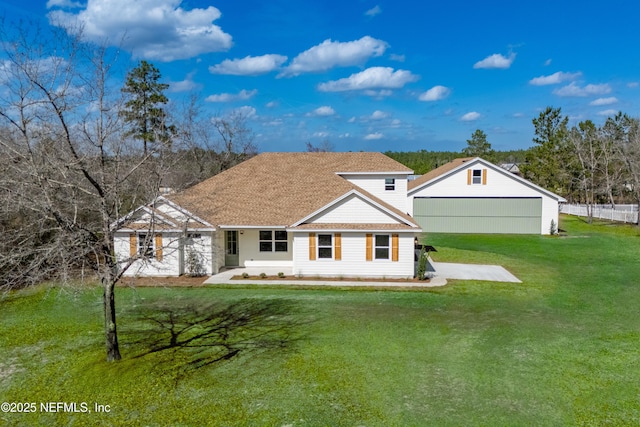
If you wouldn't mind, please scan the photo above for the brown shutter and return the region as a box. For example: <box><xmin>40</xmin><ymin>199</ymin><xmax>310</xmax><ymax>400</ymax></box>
<box><xmin>334</xmin><ymin>233</ymin><xmax>342</xmax><ymax>261</ymax></box>
<box><xmin>482</xmin><ymin>168</ymin><xmax>487</xmax><ymax>185</ymax></box>
<box><xmin>467</xmin><ymin>169</ymin><xmax>472</xmax><ymax>185</ymax></box>
<box><xmin>392</xmin><ymin>234</ymin><xmax>399</xmax><ymax>262</ymax></box>
<box><xmin>309</xmin><ymin>233</ymin><xmax>316</xmax><ymax>261</ymax></box>
<box><xmin>129</xmin><ymin>233</ymin><xmax>137</xmax><ymax>257</ymax></box>
<box><xmin>155</xmin><ymin>234</ymin><xmax>163</xmax><ymax>261</ymax></box>
<box><xmin>365</xmin><ymin>234</ymin><xmax>373</xmax><ymax>261</ymax></box>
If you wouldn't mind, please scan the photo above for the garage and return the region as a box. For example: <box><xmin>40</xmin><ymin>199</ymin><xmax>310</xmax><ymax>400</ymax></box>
<box><xmin>413</xmin><ymin>197</ymin><xmax>542</xmax><ymax>234</ymax></box>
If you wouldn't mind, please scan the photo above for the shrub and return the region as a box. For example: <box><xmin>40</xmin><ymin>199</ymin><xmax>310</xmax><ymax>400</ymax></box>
<box><xmin>185</xmin><ymin>249</ymin><xmax>206</xmax><ymax>277</ymax></box>
<box><xmin>550</xmin><ymin>219</ymin><xmax>558</xmax><ymax>235</ymax></box>
<box><xmin>259</xmin><ymin>272</ymin><xmax>267</xmax><ymax>279</ymax></box>
<box><xmin>241</xmin><ymin>272</ymin><xmax>249</xmax><ymax>279</ymax></box>
<box><xmin>277</xmin><ymin>272</ymin><xmax>285</xmax><ymax>278</ymax></box>
<box><xmin>416</xmin><ymin>246</ymin><xmax>427</xmax><ymax>280</ymax></box>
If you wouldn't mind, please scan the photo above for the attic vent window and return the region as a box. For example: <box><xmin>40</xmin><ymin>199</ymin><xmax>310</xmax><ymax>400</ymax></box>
<box><xmin>472</xmin><ymin>169</ymin><xmax>482</xmax><ymax>185</ymax></box>
<box><xmin>385</xmin><ymin>178</ymin><xmax>395</xmax><ymax>191</ymax></box>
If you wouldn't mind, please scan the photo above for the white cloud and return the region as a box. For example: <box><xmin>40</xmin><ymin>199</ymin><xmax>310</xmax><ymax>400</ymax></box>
<box><xmin>461</xmin><ymin>112</ymin><xmax>481</xmax><ymax>121</ymax></box>
<box><xmin>419</xmin><ymin>85</ymin><xmax>451</xmax><ymax>101</ymax></box>
<box><xmin>544</xmin><ymin>59</ymin><xmax>552</xmax><ymax>66</ymax></box>
<box><xmin>209</xmin><ymin>54</ymin><xmax>287</xmax><ymax>76</ymax></box>
<box><xmin>317</xmin><ymin>67</ymin><xmax>419</xmax><ymax>92</ymax></box>
<box><xmin>266</xmin><ymin>101</ymin><xmax>279</xmax><ymax>108</ymax></box>
<box><xmin>473</xmin><ymin>53</ymin><xmax>516</xmax><ymax>69</ymax></box>
<box><xmin>597</xmin><ymin>109</ymin><xmax>618</xmax><ymax>117</ymax></box>
<box><xmin>168</xmin><ymin>72</ymin><xmax>199</xmax><ymax>92</ymax></box>
<box><xmin>47</xmin><ymin>0</ymin><xmax>232</xmax><ymax>61</ymax></box>
<box><xmin>365</xmin><ymin>5</ymin><xmax>382</xmax><ymax>17</ymax></box>
<box><xmin>529</xmin><ymin>71</ymin><xmax>582</xmax><ymax>86</ymax></box>
<box><xmin>589</xmin><ymin>97</ymin><xmax>618</xmax><ymax>106</ymax></box>
<box><xmin>370</xmin><ymin>110</ymin><xmax>389</xmax><ymax>120</ymax></box>
<box><xmin>205</xmin><ymin>89</ymin><xmax>257</xmax><ymax>103</ymax></box>
<box><xmin>628</xmin><ymin>82</ymin><xmax>639</xmax><ymax>88</ymax></box>
<box><xmin>363</xmin><ymin>89</ymin><xmax>394</xmax><ymax>98</ymax></box>
<box><xmin>364</xmin><ymin>132</ymin><xmax>384</xmax><ymax>140</ymax></box>
<box><xmin>553</xmin><ymin>82</ymin><xmax>612</xmax><ymax>97</ymax></box>
<box><xmin>308</xmin><ymin>106</ymin><xmax>336</xmax><ymax>116</ymax></box>
<box><xmin>233</xmin><ymin>106</ymin><xmax>257</xmax><ymax>118</ymax></box>
<box><xmin>348</xmin><ymin>116</ymin><xmax>357</xmax><ymax>123</ymax></box>
<box><xmin>280</xmin><ymin>36</ymin><xmax>388</xmax><ymax>77</ymax></box>
<box><xmin>389</xmin><ymin>54</ymin><xmax>405</xmax><ymax>62</ymax></box>
<box><xmin>46</xmin><ymin>0</ymin><xmax>82</xmax><ymax>8</ymax></box>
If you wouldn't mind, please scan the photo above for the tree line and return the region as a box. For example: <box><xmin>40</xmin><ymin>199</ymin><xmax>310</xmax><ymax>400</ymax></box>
<box><xmin>386</xmin><ymin>107</ymin><xmax>640</xmax><ymax>224</ymax></box>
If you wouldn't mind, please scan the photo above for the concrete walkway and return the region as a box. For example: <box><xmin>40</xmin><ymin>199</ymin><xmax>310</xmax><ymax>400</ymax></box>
<box><xmin>202</xmin><ymin>261</ymin><xmax>521</xmax><ymax>287</ymax></box>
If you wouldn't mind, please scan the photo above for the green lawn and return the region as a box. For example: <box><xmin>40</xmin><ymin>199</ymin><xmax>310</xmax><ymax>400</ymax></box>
<box><xmin>1</xmin><ymin>215</ymin><xmax>640</xmax><ymax>426</ymax></box>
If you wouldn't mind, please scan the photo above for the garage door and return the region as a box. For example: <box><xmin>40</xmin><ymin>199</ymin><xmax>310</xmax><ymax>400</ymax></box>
<box><xmin>413</xmin><ymin>197</ymin><xmax>542</xmax><ymax>234</ymax></box>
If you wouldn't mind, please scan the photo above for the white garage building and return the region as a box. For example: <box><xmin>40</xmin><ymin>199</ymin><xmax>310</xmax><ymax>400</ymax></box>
<box><xmin>407</xmin><ymin>157</ymin><xmax>566</xmax><ymax>235</ymax></box>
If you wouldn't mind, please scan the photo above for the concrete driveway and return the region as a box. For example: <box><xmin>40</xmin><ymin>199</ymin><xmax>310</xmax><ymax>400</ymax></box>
<box><xmin>429</xmin><ymin>260</ymin><xmax>521</xmax><ymax>283</ymax></box>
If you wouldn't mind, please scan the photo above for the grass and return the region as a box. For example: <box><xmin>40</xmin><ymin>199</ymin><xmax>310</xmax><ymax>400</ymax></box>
<box><xmin>1</xmin><ymin>214</ymin><xmax>640</xmax><ymax>426</ymax></box>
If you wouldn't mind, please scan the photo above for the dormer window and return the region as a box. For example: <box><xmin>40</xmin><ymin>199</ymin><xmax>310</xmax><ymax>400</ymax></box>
<box><xmin>385</xmin><ymin>178</ymin><xmax>395</xmax><ymax>191</ymax></box>
<box><xmin>472</xmin><ymin>169</ymin><xmax>482</xmax><ymax>184</ymax></box>
<box><xmin>468</xmin><ymin>168</ymin><xmax>487</xmax><ymax>185</ymax></box>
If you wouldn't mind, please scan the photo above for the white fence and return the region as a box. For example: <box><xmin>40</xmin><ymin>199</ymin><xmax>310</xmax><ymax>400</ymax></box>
<box><xmin>560</xmin><ymin>204</ymin><xmax>638</xmax><ymax>224</ymax></box>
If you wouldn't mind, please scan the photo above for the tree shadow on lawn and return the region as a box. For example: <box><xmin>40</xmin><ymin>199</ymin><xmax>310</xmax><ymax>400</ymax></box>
<box><xmin>122</xmin><ymin>298</ymin><xmax>313</xmax><ymax>380</ymax></box>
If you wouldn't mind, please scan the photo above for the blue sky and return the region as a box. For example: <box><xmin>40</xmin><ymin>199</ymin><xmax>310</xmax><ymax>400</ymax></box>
<box><xmin>2</xmin><ymin>0</ymin><xmax>639</xmax><ymax>153</ymax></box>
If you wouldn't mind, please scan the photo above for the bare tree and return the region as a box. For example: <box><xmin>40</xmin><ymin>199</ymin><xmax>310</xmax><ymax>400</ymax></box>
<box><xmin>606</xmin><ymin>113</ymin><xmax>640</xmax><ymax>221</ymax></box>
<box><xmin>212</xmin><ymin>109</ymin><xmax>257</xmax><ymax>172</ymax></box>
<box><xmin>306</xmin><ymin>140</ymin><xmax>334</xmax><ymax>152</ymax></box>
<box><xmin>567</xmin><ymin>120</ymin><xmax>602</xmax><ymax>223</ymax></box>
<box><xmin>0</xmin><ymin>23</ymin><xmax>166</xmax><ymax>360</ymax></box>
<box><xmin>162</xmin><ymin>97</ymin><xmax>258</xmax><ymax>191</ymax></box>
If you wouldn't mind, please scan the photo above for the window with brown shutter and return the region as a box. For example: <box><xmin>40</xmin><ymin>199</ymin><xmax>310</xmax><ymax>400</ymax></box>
<box><xmin>129</xmin><ymin>234</ymin><xmax>137</xmax><ymax>257</ymax></box>
<box><xmin>365</xmin><ymin>234</ymin><xmax>373</xmax><ymax>261</ymax></box>
<box><xmin>155</xmin><ymin>234</ymin><xmax>163</xmax><ymax>261</ymax></box>
<box><xmin>334</xmin><ymin>233</ymin><xmax>342</xmax><ymax>261</ymax></box>
<box><xmin>482</xmin><ymin>168</ymin><xmax>487</xmax><ymax>185</ymax></box>
<box><xmin>309</xmin><ymin>233</ymin><xmax>316</xmax><ymax>260</ymax></box>
<box><xmin>392</xmin><ymin>234</ymin><xmax>399</xmax><ymax>262</ymax></box>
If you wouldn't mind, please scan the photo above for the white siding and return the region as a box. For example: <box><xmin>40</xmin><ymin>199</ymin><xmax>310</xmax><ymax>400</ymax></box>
<box><xmin>341</xmin><ymin>174</ymin><xmax>408</xmax><ymax>212</ymax></box>
<box><xmin>308</xmin><ymin>194</ymin><xmax>399</xmax><ymax>224</ymax></box>
<box><xmin>115</xmin><ymin>231</ymin><xmax>215</xmax><ymax>277</ymax></box>
<box><xmin>292</xmin><ymin>232</ymin><xmax>414</xmax><ymax>279</ymax></box>
<box><xmin>236</xmin><ymin>229</ymin><xmax>293</xmax><ymax>268</ymax></box>
<box><xmin>409</xmin><ymin>165</ymin><xmax>560</xmax><ymax>234</ymax></box>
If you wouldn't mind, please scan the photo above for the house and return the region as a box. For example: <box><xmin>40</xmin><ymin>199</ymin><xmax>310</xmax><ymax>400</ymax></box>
<box><xmin>113</xmin><ymin>152</ymin><xmax>422</xmax><ymax>278</ymax></box>
<box><xmin>407</xmin><ymin>157</ymin><xmax>566</xmax><ymax>234</ymax></box>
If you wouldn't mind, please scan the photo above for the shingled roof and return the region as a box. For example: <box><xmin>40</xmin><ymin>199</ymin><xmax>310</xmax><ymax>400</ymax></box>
<box><xmin>169</xmin><ymin>152</ymin><xmax>417</xmax><ymax>228</ymax></box>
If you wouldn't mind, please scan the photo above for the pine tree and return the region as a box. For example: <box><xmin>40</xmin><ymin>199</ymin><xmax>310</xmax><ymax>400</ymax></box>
<box><xmin>120</xmin><ymin>61</ymin><xmax>175</xmax><ymax>154</ymax></box>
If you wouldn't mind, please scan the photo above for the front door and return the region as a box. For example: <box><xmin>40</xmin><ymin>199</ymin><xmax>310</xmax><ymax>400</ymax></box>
<box><xmin>225</xmin><ymin>230</ymin><xmax>239</xmax><ymax>266</ymax></box>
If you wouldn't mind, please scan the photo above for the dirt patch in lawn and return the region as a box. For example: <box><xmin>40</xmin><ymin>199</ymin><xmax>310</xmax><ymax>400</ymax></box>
<box><xmin>119</xmin><ymin>275</ymin><xmax>209</xmax><ymax>287</ymax></box>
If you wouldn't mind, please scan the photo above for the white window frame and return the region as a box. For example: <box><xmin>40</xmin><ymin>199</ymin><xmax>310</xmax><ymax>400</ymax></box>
<box><xmin>374</xmin><ymin>234</ymin><xmax>391</xmax><ymax>260</ymax></box>
<box><xmin>472</xmin><ymin>169</ymin><xmax>482</xmax><ymax>185</ymax></box>
<box><xmin>138</xmin><ymin>233</ymin><xmax>155</xmax><ymax>258</ymax></box>
<box><xmin>317</xmin><ymin>233</ymin><xmax>333</xmax><ymax>259</ymax></box>
<box><xmin>385</xmin><ymin>178</ymin><xmax>395</xmax><ymax>191</ymax></box>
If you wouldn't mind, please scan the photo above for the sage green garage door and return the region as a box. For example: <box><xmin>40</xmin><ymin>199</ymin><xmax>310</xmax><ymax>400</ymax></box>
<box><xmin>414</xmin><ymin>197</ymin><xmax>542</xmax><ymax>234</ymax></box>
